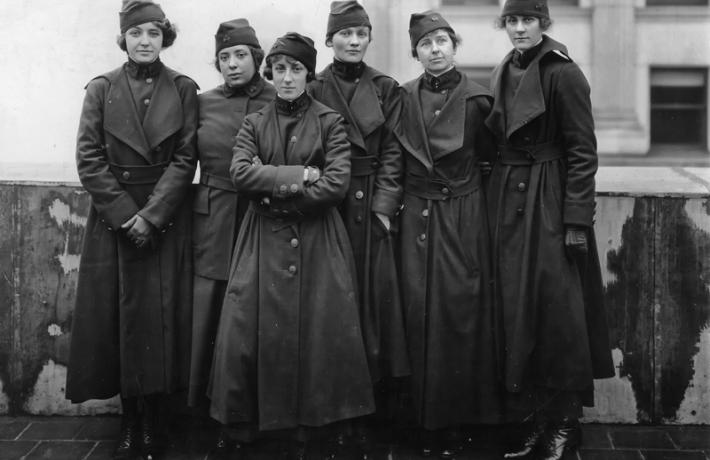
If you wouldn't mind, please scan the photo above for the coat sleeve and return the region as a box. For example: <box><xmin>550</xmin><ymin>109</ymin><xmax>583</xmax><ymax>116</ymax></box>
<box><xmin>137</xmin><ymin>76</ymin><xmax>198</xmax><ymax>229</ymax></box>
<box><xmin>230</xmin><ymin>114</ymin><xmax>307</xmax><ymax>199</ymax></box>
<box><xmin>371</xmin><ymin>78</ymin><xmax>403</xmax><ymax>218</ymax></box>
<box><xmin>555</xmin><ymin>63</ymin><xmax>598</xmax><ymax>227</ymax></box>
<box><xmin>76</xmin><ymin>78</ymin><xmax>140</xmax><ymax>230</ymax></box>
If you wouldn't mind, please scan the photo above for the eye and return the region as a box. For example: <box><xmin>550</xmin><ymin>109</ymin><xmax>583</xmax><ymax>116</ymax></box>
<box><xmin>149</xmin><ymin>30</ymin><xmax>160</xmax><ymax>37</ymax></box>
<box><xmin>236</xmin><ymin>52</ymin><xmax>248</xmax><ymax>59</ymax></box>
<box><xmin>219</xmin><ymin>54</ymin><xmax>228</xmax><ymax>61</ymax></box>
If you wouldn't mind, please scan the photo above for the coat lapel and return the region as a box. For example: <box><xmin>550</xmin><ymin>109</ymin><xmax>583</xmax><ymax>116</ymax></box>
<box><xmin>318</xmin><ymin>67</ymin><xmax>366</xmax><ymax>151</ymax></box>
<box><xmin>142</xmin><ymin>69</ymin><xmax>183</xmax><ymax>151</ymax></box>
<box><xmin>426</xmin><ymin>74</ymin><xmax>478</xmax><ymax>160</ymax></box>
<box><xmin>397</xmin><ymin>76</ymin><xmax>433</xmax><ymax>171</ymax></box>
<box><xmin>259</xmin><ymin>104</ymin><xmax>286</xmax><ymax>166</ymax></box>
<box><xmin>349</xmin><ymin>66</ymin><xmax>386</xmax><ymax>140</ymax></box>
<box><xmin>485</xmin><ymin>51</ymin><xmax>513</xmax><ymax>140</ymax></box>
<box><xmin>103</xmin><ymin>69</ymin><xmax>151</xmax><ymax>159</ymax></box>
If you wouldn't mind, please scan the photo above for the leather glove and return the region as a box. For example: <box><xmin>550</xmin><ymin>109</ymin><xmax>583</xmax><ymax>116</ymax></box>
<box><xmin>478</xmin><ymin>161</ymin><xmax>493</xmax><ymax>176</ymax></box>
<box><xmin>564</xmin><ymin>225</ymin><xmax>588</xmax><ymax>260</ymax></box>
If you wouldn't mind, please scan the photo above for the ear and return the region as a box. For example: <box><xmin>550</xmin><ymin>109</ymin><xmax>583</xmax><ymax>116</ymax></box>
<box><xmin>325</xmin><ymin>38</ymin><xmax>333</xmax><ymax>48</ymax></box>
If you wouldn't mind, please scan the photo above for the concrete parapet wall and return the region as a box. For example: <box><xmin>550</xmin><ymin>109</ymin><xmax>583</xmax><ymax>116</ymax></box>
<box><xmin>0</xmin><ymin>167</ymin><xmax>708</xmax><ymax>423</ymax></box>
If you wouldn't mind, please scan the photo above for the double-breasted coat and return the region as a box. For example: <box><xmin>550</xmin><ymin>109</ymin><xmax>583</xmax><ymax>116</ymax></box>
<box><xmin>66</xmin><ymin>61</ymin><xmax>198</xmax><ymax>402</ymax></box>
<box><xmin>485</xmin><ymin>35</ymin><xmax>614</xmax><ymax>403</ymax></box>
<box><xmin>396</xmin><ymin>71</ymin><xmax>501</xmax><ymax>430</ymax></box>
<box><xmin>208</xmin><ymin>95</ymin><xmax>374</xmax><ymax>430</ymax></box>
<box><xmin>188</xmin><ymin>77</ymin><xmax>275</xmax><ymax>406</ymax></box>
<box><xmin>308</xmin><ymin>63</ymin><xmax>410</xmax><ymax>382</ymax></box>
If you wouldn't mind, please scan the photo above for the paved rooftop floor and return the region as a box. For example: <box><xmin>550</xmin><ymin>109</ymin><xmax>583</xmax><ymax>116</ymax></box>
<box><xmin>1</xmin><ymin>416</ymin><xmax>709</xmax><ymax>460</ymax></box>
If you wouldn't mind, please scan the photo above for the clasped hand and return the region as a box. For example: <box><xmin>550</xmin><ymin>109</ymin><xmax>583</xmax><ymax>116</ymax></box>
<box><xmin>121</xmin><ymin>214</ymin><xmax>155</xmax><ymax>249</ymax></box>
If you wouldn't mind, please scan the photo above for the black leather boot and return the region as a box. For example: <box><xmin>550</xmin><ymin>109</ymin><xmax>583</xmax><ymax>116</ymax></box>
<box><xmin>140</xmin><ymin>396</ymin><xmax>160</xmax><ymax>459</ymax></box>
<box><xmin>114</xmin><ymin>398</ymin><xmax>139</xmax><ymax>460</ymax></box>
<box><xmin>537</xmin><ymin>419</ymin><xmax>581</xmax><ymax>460</ymax></box>
<box><xmin>503</xmin><ymin>420</ymin><xmax>547</xmax><ymax>459</ymax></box>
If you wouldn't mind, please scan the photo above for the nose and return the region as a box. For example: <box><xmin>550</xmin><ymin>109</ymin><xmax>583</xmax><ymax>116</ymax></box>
<box><xmin>515</xmin><ymin>22</ymin><xmax>525</xmax><ymax>32</ymax></box>
<box><xmin>349</xmin><ymin>36</ymin><xmax>360</xmax><ymax>46</ymax></box>
<box><xmin>283</xmin><ymin>69</ymin><xmax>293</xmax><ymax>82</ymax></box>
<box><xmin>228</xmin><ymin>55</ymin><xmax>238</xmax><ymax>68</ymax></box>
<box><xmin>431</xmin><ymin>42</ymin><xmax>440</xmax><ymax>54</ymax></box>
<box><xmin>139</xmin><ymin>31</ymin><xmax>150</xmax><ymax>45</ymax></box>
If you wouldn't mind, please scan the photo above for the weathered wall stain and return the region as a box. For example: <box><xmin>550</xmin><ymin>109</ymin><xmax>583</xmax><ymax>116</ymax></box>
<box><xmin>47</xmin><ymin>197</ymin><xmax>86</xmax><ymax>274</ymax></box>
<box><xmin>656</xmin><ymin>199</ymin><xmax>710</xmax><ymax>422</ymax></box>
<box><xmin>676</xmin><ymin>326</ymin><xmax>710</xmax><ymax>423</ymax></box>
<box><xmin>604</xmin><ymin>198</ymin><xmax>656</xmax><ymax>422</ymax></box>
<box><xmin>583</xmin><ymin>348</ymin><xmax>639</xmax><ymax>423</ymax></box>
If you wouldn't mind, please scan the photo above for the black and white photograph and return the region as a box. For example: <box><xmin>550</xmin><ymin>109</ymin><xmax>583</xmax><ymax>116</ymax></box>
<box><xmin>0</xmin><ymin>0</ymin><xmax>708</xmax><ymax>459</ymax></box>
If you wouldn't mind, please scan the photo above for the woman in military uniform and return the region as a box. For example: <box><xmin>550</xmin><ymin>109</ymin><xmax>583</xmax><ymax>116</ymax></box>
<box><xmin>208</xmin><ymin>32</ymin><xmax>374</xmax><ymax>459</ymax></box>
<box><xmin>396</xmin><ymin>10</ymin><xmax>501</xmax><ymax>459</ymax></box>
<box><xmin>66</xmin><ymin>1</ymin><xmax>198</xmax><ymax>458</ymax></box>
<box><xmin>485</xmin><ymin>1</ymin><xmax>614</xmax><ymax>458</ymax></box>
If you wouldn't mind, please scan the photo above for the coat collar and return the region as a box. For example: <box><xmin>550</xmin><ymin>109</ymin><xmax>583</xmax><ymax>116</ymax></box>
<box><xmin>222</xmin><ymin>73</ymin><xmax>267</xmax><ymax>99</ymax></box>
<box><xmin>314</xmin><ymin>64</ymin><xmax>386</xmax><ymax>150</ymax></box>
<box><xmin>398</xmin><ymin>71</ymin><xmax>489</xmax><ymax>171</ymax></box>
<box><xmin>103</xmin><ymin>64</ymin><xmax>183</xmax><ymax>161</ymax></box>
<box><xmin>486</xmin><ymin>35</ymin><xmax>570</xmax><ymax>140</ymax></box>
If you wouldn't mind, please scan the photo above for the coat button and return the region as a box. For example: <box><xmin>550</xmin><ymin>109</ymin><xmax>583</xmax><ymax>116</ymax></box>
<box><xmin>516</xmin><ymin>207</ymin><xmax>524</xmax><ymax>215</ymax></box>
<box><xmin>290</xmin><ymin>238</ymin><xmax>299</xmax><ymax>248</ymax></box>
<box><xmin>354</xmin><ymin>190</ymin><xmax>364</xmax><ymax>200</ymax></box>
<box><xmin>122</xmin><ymin>171</ymin><xmax>130</xmax><ymax>180</ymax></box>
<box><xmin>146</xmin><ymin>78</ymin><xmax>153</xmax><ymax>84</ymax></box>
<box><xmin>288</xmin><ymin>265</ymin><xmax>297</xmax><ymax>274</ymax></box>
<box><xmin>290</xmin><ymin>184</ymin><xmax>299</xmax><ymax>193</ymax></box>
<box><xmin>355</xmin><ymin>215</ymin><xmax>363</xmax><ymax>223</ymax></box>
<box><xmin>441</xmin><ymin>187</ymin><xmax>450</xmax><ymax>195</ymax></box>
<box><xmin>422</xmin><ymin>209</ymin><xmax>429</xmax><ymax>217</ymax></box>
<box><xmin>517</xmin><ymin>182</ymin><xmax>527</xmax><ymax>192</ymax></box>
<box><xmin>155</xmin><ymin>146</ymin><xmax>161</xmax><ymax>152</ymax></box>
<box><xmin>290</xmin><ymin>136</ymin><xmax>297</xmax><ymax>143</ymax></box>
<box><xmin>280</xmin><ymin>185</ymin><xmax>287</xmax><ymax>193</ymax></box>
<box><xmin>418</xmin><ymin>233</ymin><xmax>427</xmax><ymax>241</ymax></box>
<box><xmin>143</xmin><ymin>98</ymin><xmax>150</xmax><ymax>106</ymax></box>
<box><xmin>434</xmin><ymin>110</ymin><xmax>441</xmax><ymax>116</ymax></box>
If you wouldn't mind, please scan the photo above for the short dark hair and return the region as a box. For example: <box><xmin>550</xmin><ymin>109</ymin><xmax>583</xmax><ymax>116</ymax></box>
<box><xmin>411</xmin><ymin>29</ymin><xmax>461</xmax><ymax>59</ymax></box>
<box><xmin>263</xmin><ymin>54</ymin><xmax>316</xmax><ymax>82</ymax></box>
<box><xmin>494</xmin><ymin>16</ymin><xmax>553</xmax><ymax>30</ymax></box>
<box><xmin>116</xmin><ymin>19</ymin><xmax>178</xmax><ymax>51</ymax></box>
<box><xmin>213</xmin><ymin>46</ymin><xmax>265</xmax><ymax>73</ymax></box>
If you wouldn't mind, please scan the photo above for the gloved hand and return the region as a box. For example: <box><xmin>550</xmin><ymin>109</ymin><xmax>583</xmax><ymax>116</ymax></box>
<box><xmin>564</xmin><ymin>225</ymin><xmax>588</xmax><ymax>260</ymax></box>
<box><xmin>478</xmin><ymin>161</ymin><xmax>493</xmax><ymax>176</ymax></box>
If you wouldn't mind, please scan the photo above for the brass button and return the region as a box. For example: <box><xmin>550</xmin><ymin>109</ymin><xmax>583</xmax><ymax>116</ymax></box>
<box><xmin>517</xmin><ymin>182</ymin><xmax>527</xmax><ymax>192</ymax></box>
<box><xmin>290</xmin><ymin>184</ymin><xmax>298</xmax><ymax>193</ymax></box>
<box><xmin>288</xmin><ymin>265</ymin><xmax>297</xmax><ymax>274</ymax></box>
<box><xmin>516</xmin><ymin>207</ymin><xmax>524</xmax><ymax>215</ymax></box>
<box><xmin>354</xmin><ymin>190</ymin><xmax>364</xmax><ymax>200</ymax></box>
<box><xmin>418</xmin><ymin>233</ymin><xmax>427</xmax><ymax>241</ymax></box>
<box><xmin>422</xmin><ymin>209</ymin><xmax>429</xmax><ymax>217</ymax></box>
<box><xmin>441</xmin><ymin>187</ymin><xmax>450</xmax><ymax>195</ymax></box>
<box><xmin>146</xmin><ymin>78</ymin><xmax>153</xmax><ymax>84</ymax></box>
<box><xmin>355</xmin><ymin>78</ymin><xmax>360</xmax><ymax>83</ymax></box>
<box><xmin>280</xmin><ymin>185</ymin><xmax>287</xmax><ymax>193</ymax></box>
<box><xmin>434</xmin><ymin>110</ymin><xmax>441</xmax><ymax>116</ymax></box>
<box><xmin>290</xmin><ymin>238</ymin><xmax>299</xmax><ymax>248</ymax></box>
<box><xmin>355</xmin><ymin>215</ymin><xmax>363</xmax><ymax>223</ymax></box>
<box><xmin>290</xmin><ymin>136</ymin><xmax>297</xmax><ymax>143</ymax></box>
<box><xmin>143</xmin><ymin>98</ymin><xmax>150</xmax><ymax>106</ymax></box>
<box><xmin>121</xmin><ymin>171</ymin><xmax>130</xmax><ymax>180</ymax></box>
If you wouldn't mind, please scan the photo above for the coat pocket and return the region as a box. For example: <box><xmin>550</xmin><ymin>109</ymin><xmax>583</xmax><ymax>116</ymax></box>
<box><xmin>193</xmin><ymin>185</ymin><xmax>210</xmax><ymax>215</ymax></box>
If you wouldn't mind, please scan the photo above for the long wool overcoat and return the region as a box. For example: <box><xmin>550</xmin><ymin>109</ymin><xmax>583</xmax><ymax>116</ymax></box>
<box><xmin>308</xmin><ymin>64</ymin><xmax>410</xmax><ymax>382</ymax></box>
<box><xmin>66</xmin><ymin>62</ymin><xmax>198</xmax><ymax>402</ymax></box>
<box><xmin>208</xmin><ymin>97</ymin><xmax>374</xmax><ymax>430</ymax></box>
<box><xmin>485</xmin><ymin>35</ymin><xmax>614</xmax><ymax>402</ymax></box>
<box><xmin>396</xmin><ymin>72</ymin><xmax>501</xmax><ymax>429</ymax></box>
<box><xmin>188</xmin><ymin>77</ymin><xmax>275</xmax><ymax>406</ymax></box>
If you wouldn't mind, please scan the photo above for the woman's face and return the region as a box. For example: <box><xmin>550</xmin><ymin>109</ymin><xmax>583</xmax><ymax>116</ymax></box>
<box><xmin>415</xmin><ymin>29</ymin><xmax>456</xmax><ymax>76</ymax></box>
<box><xmin>125</xmin><ymin>22</ymin><xmax>163</xmax><ymax>64</ymax></box>
<box><xmin>271</xmin><ymin>55</ymin><xmax>308</xmax><ymax>101</ymax></box>
<box><xmin>218</xmin><ymin>45</ymin><xmax>256</xmax><ymax>88</ymax></box>
<box><xmin>505</xmin><ymin>15</ymin><xmax>543</xmax><ymax>52</ymax></box>
<box><xmin>330</xmin><ymin>26</ymin><xmax>370</xmax><ymax>63</ymax></box>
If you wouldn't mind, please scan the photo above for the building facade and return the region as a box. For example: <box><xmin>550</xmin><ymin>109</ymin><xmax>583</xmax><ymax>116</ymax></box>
<box><xmin>364</xmin><ymin>0</ymin><xmax>710</xmax><ymax>157</ymax></box>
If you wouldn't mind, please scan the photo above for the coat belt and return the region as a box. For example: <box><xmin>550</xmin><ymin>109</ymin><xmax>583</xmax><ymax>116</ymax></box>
<box><xmin>199</xmin><ymin>171</ymin><xmax>237</xmax><ymax>192</ymax></box>
<box><xmin>498</xmin><ymin>142</ymin><xmax>564</xmax><ymax>165</ymax></box>
<box><xmin>404</xmin><ymin>173</ymin><xmax>478</xmax><ymax>200</ymax></box>
<box><xmin>109</xmin><ymin>162</ymin><xmax>169</xmax><ymax>184</ymax></box>
<box><xmin>350</xmin><ymin>155</ymin><xmax>381</xmax><ymax>177</ymax></box>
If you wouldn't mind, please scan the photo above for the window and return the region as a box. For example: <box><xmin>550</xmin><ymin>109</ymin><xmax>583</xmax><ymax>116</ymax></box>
<box><xmin>646</xmin><ymin>0</ymin><xmax>708</xmax><ymax>5</ymax></box>
<box><xmin>650</xmin><ymin>68</ymin><xmax>707</xmax><ymax>146</ymax></box>
<box><xmin>458</xmin><ymin>66</ymin><xmax>494</xmax><ymax>88</ymax></box>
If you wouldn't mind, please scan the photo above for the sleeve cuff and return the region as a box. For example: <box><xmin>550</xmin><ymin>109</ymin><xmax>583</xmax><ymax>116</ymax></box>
<box><xmin>563</xmin><ymin>201</ymin><xmax>595</xmax><ymax>227</ymax></box>
<box><xmin>371</xmin><ymin>188</ymin><xmax>402</xmax><ymax>218</ymax></box>
<box><xmin>272</xmin><ymin>166</ymin><xmax>306</xmax><ymax>199</ymax></box>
